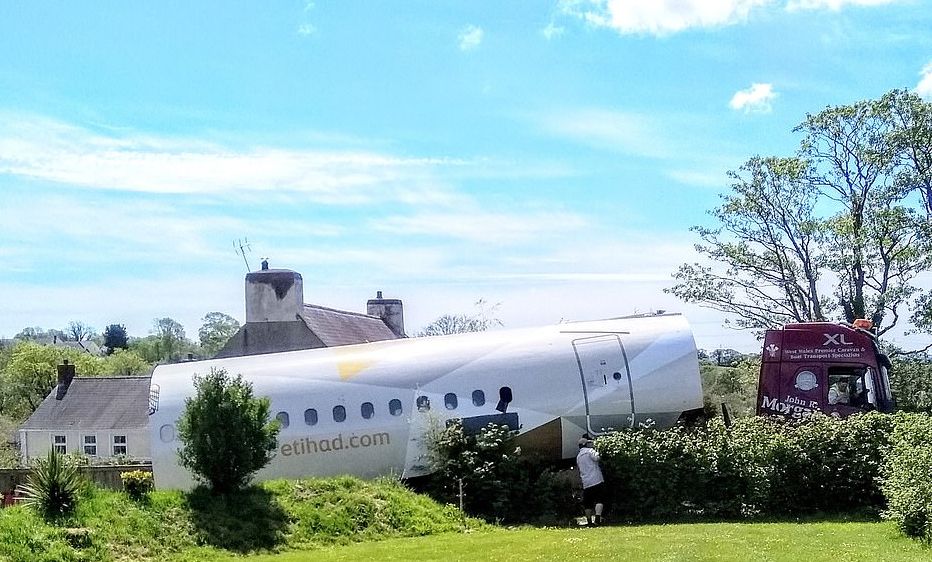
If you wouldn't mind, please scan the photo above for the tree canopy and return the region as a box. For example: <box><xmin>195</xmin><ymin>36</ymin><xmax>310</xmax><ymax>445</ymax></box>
<box><xmin>0</xmin><ymin>342</ymin><xmax>151</xmax><ymax>421</ymax></box>
<box><xmin>418</xmin><ymin>299</ymin><xmax>502</xmax><ymax>336</ymax></box>
<box><xmin>103</xmin><ymin>324</ymin><xmax>129</xmax><ymax>354</ymax></box>
<box><xmin>669</xmin><ymin>89</ymin><xmax>932</xmax><ymax>340</ymax></box>
<box><xmin>176</xmin><ymin>367</ymin><xmax>280</xmax><ymax>494</ymax></box>
<box><xmin>197</xmin><ymin>312</ymin><xmax>241</xmax><ymax>357</ymax></box>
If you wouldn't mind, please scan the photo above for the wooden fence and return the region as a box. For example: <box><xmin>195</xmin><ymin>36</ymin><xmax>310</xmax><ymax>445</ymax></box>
<box><xmin>1</xmin><ymin>463</ymin><xmax>153</xmax><ymax>506</ymax></box>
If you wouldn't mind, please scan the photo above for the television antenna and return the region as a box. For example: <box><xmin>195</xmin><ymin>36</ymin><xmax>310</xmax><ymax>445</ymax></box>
<box><xmin>234</xmin><ymin>238</ymin><xmax>253</xmax><ymax>271</ymax></box>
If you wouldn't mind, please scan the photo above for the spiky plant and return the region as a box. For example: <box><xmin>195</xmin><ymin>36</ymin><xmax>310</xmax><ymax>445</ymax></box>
<box><xmin>20</xmin><ymin>449</ymin><xmax>83</xmax><ymax>519</ymax></box>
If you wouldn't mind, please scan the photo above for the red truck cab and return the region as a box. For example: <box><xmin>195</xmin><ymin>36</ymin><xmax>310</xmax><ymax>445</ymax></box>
<box><xmin>756</xmin><ymin>321</ymin><xmax>894</xmax><ymax>419</ymax></box>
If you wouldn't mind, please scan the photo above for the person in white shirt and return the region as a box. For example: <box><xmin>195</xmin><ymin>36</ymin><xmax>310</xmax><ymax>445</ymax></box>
<box><xmin>828</xmin><ymin>379</ymin><xmax>850</xmax><ymax>405</ymax></box>
<box><xmin>576</xmin><ymin>437</ymin><xmax>605</xmax><ymax>526</ymax></box>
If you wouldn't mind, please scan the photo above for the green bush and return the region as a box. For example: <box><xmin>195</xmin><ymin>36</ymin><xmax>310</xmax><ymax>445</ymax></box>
<box><xmin>177</xmin><ymin>367</ymin><xmax>280</xmax><ymax>494</ymax></box>
<box><xmin>20</xmin><ymin>449</ymin><xmax>85</xmax><ymax>519</ymax></box>
<box><xmin>882</xmin><ymin>412</ymin><xmax>932</xmax><ymax>541</ymax></box>
<box><xmin>598</xmin><ymin>412</ymin><xmax>895</xmax><ymax>520</ymax></box>
<box><xmin>121</xmin><ymin>470</ymin><xmax>154</xmax><ymax>500</ymax></box>
<box><xmin>423</xmin><ymin>419</ymin><xmax>576</xmax><ymax>524</ymax></box>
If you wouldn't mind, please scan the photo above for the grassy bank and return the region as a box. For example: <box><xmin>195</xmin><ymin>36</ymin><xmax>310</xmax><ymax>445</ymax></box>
<box><xmin>235</xmin><ymin>520</ymin><xmax>930</xmax><ymax>562</ymax></box>
<box><xmin>0</xmin><ymin>476</ymin><xmax>482</xmax><ymax>562</ymax></box>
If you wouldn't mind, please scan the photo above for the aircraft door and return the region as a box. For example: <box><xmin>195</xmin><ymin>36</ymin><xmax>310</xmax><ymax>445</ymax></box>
<box><xmin>572</xmin><ymin>335</ymin><xmax>634</xmax><ymax>432</ymax></box>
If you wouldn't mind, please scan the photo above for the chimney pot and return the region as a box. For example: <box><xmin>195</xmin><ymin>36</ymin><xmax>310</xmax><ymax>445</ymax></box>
<box><xmin>377</xmin><ymin>290</ymin><xmax>383</xmax><ymax>299</ymax></box>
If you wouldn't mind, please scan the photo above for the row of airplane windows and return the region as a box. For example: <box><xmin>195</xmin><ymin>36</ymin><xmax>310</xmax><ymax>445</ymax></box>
<box><xmin>274</xmin><ymin>386</ymin><xmax>513</xmax><ymax>429</ymax></box>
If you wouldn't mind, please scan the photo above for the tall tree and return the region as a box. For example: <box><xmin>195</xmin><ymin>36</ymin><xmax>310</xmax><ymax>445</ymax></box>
<box><xmin>418</xmin><ymin>299</ymin><xmax>502</xmax><ymax>336</ymax></box>
<box><xmin>198</xmin><ymin>312</ymin><xmax>241</xmax><ymax>357</ymax></box>
<box><xmin>151</xmin><ymin>317</ymin><xmax>187</xmax><ymax>362</ymax></box>
<box><xmin>66</xmin><ymin>321</ymin><xmax>94</xmax><ymax>342</ymax></box>
<box><xmin>669</xmin><ymin>91</ymin><xmax>932</xmax><ymax>338</ymax></box>
<box><xmin>102</xmin><ymin>324</ymin><xmax>129</xmax><ymax>354</ymax></box>
<box><xmin>0</xmin><ymin>342</ymin><xmax>105</xmax><ymax>420</ymax></box>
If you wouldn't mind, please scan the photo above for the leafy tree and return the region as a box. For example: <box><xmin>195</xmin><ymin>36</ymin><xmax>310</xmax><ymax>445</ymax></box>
<box><xmin>198</xmin><ymin>312</ymin><xmax>241</xmax><ymax>356</ymax></box>
<box><xmin>102</xmin><ymin>324</ymin><xmax>129</xmax><ymax>354</ymax></box>
<box><xmin>14</xmin><ymin>327</ymin><xmax>42</xmax><ymax>341</ymax></box>
<box><xmin>176</xmin><ymin>367</ymin><xmax>280</xmax><ymax>494</ymax></box>
<box><xmin>128</xmin><ymin>335</ymin><xmax>162</xmax><ymax>364</ymax></box>
<box><xmin>0</xmin><ymin>342</ymin><xmax>104</xmax><ymax>420</ymax></box>
<box><xmin>102</xmin><ymin>349</ymin><xmax>151</xmax><ymax>376</ymax></box>
<box><xmin>669</xmin><ymin>90</ymin><xmax>932</xmax><ymax>338</ymax></box>
<box><xmin>151</xmin><ymin>317</ymin><xmax>189</xmax><ymax>362</ymax></box>
<box><xmin>889</xmin><ymin>354</ymin><xmax>932</xmax><ymax>413</ymax></box>
<box><xmin>66</xmin><ymin>321</ymin><xmax>94</xmax><ymax>342</ymax></box>
<box><xmin>418</xmin><ymin>299</ymin><xmax>502</xmax><ymax>336</ymax></box>
<box><xmin>0</xmin><ymin>414</ymin><xmax>20</xmax><ymax>467</ymax></box>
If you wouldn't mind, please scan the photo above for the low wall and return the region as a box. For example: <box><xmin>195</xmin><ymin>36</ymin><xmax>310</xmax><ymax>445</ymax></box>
<box><xmin>0</xmin><ymin>463</ymin><xmax>153</xmax><ymax>499</ymax></box>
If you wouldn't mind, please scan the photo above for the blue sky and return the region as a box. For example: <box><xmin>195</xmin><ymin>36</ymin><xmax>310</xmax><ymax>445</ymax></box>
<box><xmin>1</xmin><ymin>0</ymin><xmax>931</xmax><ymax>352</ymax></box>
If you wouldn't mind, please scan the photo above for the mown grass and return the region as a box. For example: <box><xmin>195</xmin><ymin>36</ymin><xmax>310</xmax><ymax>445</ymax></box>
<box><xmin>233</xmin><ymin>520</ymin><xmax>931</xmax><ymax>562</ymax></box>
<box><xmin>0</xmin><ymin>476</ymin><xmax>483</xmax><ymax>562</ymax></box>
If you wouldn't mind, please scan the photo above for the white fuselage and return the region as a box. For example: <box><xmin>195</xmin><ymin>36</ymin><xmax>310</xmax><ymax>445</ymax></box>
<box><xmin>149</xmin><ymin>314</ymin><xmax>702</xmax><ymax>489</ymax></box>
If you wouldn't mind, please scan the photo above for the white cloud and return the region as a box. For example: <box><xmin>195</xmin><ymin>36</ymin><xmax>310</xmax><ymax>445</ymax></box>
<box><xmin>0</xmin><ymin>114</ymin><xmax>462</xmax><ymax>204</ymax></box>
<box><xmin>458</xmin><ymin>24</ymin><xmax>484</xmax><ymax>51</ymax></box>
<box><xmin>558</xmin><ymin>0</ymin><xmax>772</xmax><ymax>36</ymax></box>
<box><xmin>558</xmin><ymin>0</ymin><xmax>900</xmax><ymax>35</ymax></box>
<box><xmin>297</xmin><ymin>23</ymin><xmax>316</xmax><ymax>36</ymax></box>
<box><xmin>538</xmin><ymin>108</ymin><xmax>672</xmax><ymax>158</ymax></box>
<box><xmin>541</xmin><ymin>22</ymin><xmax>565</xmax><ymax>40</ymax></box>
<box><xmin>372</xmin><ymin>210</ymin><xmax>588</xmax><ymax>244</ymax></box>
<box><xmin>917</xmin><ymin>62</ymin><xmax>932</xmax><ymax>100</ymax></box>
<box><xmin>729</xmin><ymin>83</ymin><xmax>778</xmax><ymax>113</ymax></box>
<box><xmin>786</xmin><ymin>0</ymin><xmax>899</xmax><ymax>11</ymax></box>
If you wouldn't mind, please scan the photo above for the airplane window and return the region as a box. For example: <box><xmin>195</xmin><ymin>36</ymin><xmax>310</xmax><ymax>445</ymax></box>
<box><xmin>304</xmin><ymin>408</ymin><xmax>318</xmax><ymax>426</ymax></box>
<box><xmin>445</xmin><ymin>393</ymin><xmax>458</xmax><ymax>410</ymax></box>
<box><xmin>472</xmin><ymin>390</ymin><xmax>485</xmax><ymax>407</ymax></box>
<box><xmin>361</xmin><ymin>402</ymin><xmax>375</xmax><ymax>419</ymax></box>
<box><xmin>159</xmin><ymin>424</ymin><xmax>175</xmax><ymax>443</ymax></box>
<box><xmin>613</xmin><ymin>372</ymin><xmax>622</xmax><ymax>381</ymax></box>
<box><xmin>276</xmin><ymin>411</ymin><xmax>290</xmax><ymax>429</ymax></box>
<box><xmin>416</xmin><ymin>395</ymin><xmax>430</xmax><ymax>412</ymax></box>
<box><xmin>389</xmin><ymin>399</ymin><xmax>403</xmax><ymax>416</ymax></box>
<box><xmin>333</xmin><ymin>405</ymin><xmax>346</xmax><ymax>422</ymax></box>
<box><xmin>496</xmin><ymin>386</ymin><xmax>513</xmax><ymax>413</ymax></box>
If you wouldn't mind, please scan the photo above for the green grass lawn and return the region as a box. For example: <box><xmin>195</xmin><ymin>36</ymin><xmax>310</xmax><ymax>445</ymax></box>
<box><xmin>234</xmin><ymin>520</ymin><xmax>930</xmax><ymax>562</ymax></box>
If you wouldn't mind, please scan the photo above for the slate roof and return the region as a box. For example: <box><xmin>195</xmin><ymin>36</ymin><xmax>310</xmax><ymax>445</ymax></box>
<box><xmin>299</xmin><ymin>304</ymin><xmax>399</xmax><ymax>347</ymax></box>
<box><xmin>19</xmin><ymin>377</ymin><xmax>150</xmax><ymax>431</ymax></box>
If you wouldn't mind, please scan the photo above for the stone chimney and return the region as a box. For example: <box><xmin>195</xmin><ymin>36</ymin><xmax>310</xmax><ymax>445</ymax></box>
<box><xmin>367</xmin><ymin>290</ymin><xmax>405</xmax><ymax>337</ymax></box>
<box><xmin>55</xmin><ymin>360</ymin><xmax>76</xmax><ymax>400</ymax></box>
<box><xmin>245</xmin><ymin>263</ymin><xmax>305</xmax><ymax>323</ymax></box>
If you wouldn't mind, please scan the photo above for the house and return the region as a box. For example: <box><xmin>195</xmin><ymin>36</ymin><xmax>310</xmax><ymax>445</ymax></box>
<box><xmin>18</xmin><ymin>361</ymin><xmax>150</xmax><ymax>461</ymax></box>
<box><xmin>215</xmin><ymin>261</ymin><xmax>406</xmax><ymax>358</ymax></box>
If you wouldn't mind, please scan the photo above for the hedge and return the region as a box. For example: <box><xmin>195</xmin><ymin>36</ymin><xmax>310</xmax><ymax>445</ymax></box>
<box><xmin>598</xmin><ymin>412</ymin><xmax>897</xmax><ymax>520</ymax></box>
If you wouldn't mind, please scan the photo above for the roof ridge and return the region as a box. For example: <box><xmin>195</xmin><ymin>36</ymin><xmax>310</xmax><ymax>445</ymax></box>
<box><xmin>302</xmin><ymin>303</ymin><xmax>381</xmax><ymax>320</ymax></box>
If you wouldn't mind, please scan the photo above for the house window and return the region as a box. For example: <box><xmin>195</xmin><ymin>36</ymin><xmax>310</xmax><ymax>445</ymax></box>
<box><xmin>53</xmin><ymin>435</ymin><xmax>66</xmax><ymax>454</ymax></box>
<box><xmin>83</xmin><ymin>435</ymin><xmax>97</xmax><ymax>456</ymax></box>
<box><xmin>113</xmin><ymin>435</ymin><xmax>127</xmax><ymax>456</ymax></box>
<box><xmin>389</xmin><ymin>399</ymin><xmax>403</xmax><ymax>416</ymax></box>
<box><xmin>304</xmin><ymin>408</ymin><xmax>318</xmax><ymax>426</ymax></box>
<box><xmin>276</xmin><ymin>411</ymin><xmax>290</xmax><ymax>429</ymax></box>
<box><xmin>361</xmin><ymin>402</ymin><xmax>375</xmax><ymax>419</ymax></box>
